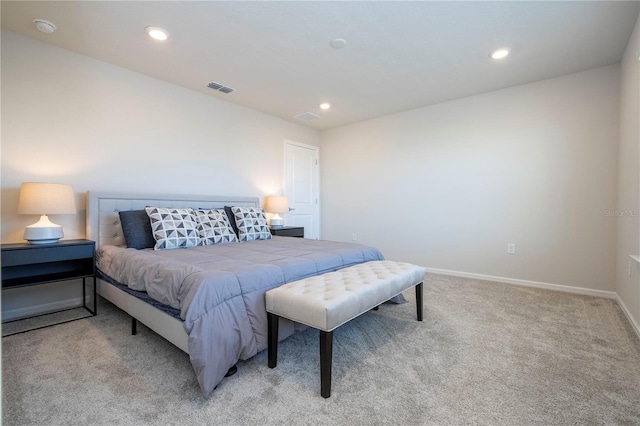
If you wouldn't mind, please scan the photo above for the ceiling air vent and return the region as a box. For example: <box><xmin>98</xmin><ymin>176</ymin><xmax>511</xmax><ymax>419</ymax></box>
<box><xmin>294</xmin><ymin>112</ymin><xmax>321</xmax><ymax>122</ymax></box>
<box><xmin>205</xmin><ymin>81</ymin><xmax>235</xmax><ymax>94</ymax></box>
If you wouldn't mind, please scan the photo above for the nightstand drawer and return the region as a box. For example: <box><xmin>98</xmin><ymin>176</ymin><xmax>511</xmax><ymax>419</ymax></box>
<box><xmin>269</xmin><ymin>226</ymin><xmax>304</xmax><ymax>238</ymax></box>
<box><xmin>1</xmin><ymin>243</ymin><xmax>94</xmax><ymax>267</ymax></box>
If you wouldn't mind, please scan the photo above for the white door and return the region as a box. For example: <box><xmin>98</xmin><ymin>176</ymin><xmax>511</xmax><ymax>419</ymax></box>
<box><xmin>284</xmin><ymin>140</ymin><xmax>320</xmax><ymax>239</ymax></box>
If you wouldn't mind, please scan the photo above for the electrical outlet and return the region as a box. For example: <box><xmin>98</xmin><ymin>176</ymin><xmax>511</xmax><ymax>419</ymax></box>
<box><xmin>352</xmin><ymin>233</ymin><xmax>357</xmax><ymax>241</ymax></box>
<box><xmin>507</xmin><ymin>243</ymin><xmax>516</xmax><ymax>255</ymax></box>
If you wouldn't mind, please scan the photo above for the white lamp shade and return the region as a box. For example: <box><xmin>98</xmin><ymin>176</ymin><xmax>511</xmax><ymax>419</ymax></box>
<box><xmin>18</xmin><ymin>182</ymin><xmax>76</xmax><ymax>215</ymax></box>
<box><xmin>18</xmin><ymin>182</ymin><xmax>76</xmax><ymax>244</ymax></box>
<box><xmin>264</xmin><ymin>196</ymin><xmax>289</xmax><ymax>214</ymax></box>
<box><xmin>264</xmin><ymin>196</ymin><xmax>289</xmax><ymax>228</ymax></box>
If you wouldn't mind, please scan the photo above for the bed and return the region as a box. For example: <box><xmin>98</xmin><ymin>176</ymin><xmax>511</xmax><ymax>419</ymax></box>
<box><xmin>86</xmin><ymin>191</ymin><xmax>389</xmax><ymax>397</ymax></box>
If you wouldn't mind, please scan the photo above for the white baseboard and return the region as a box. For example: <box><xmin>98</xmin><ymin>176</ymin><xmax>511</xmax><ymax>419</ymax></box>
<box><xmin>616</xmin><ymin>293</ymin><xmax>640</xmax><ymax>339</ymax></box>
<box><xmin>2</xmin><ymin>296</ymin><xmax>88</xmax><ymax>321</ymax></box>
<box><xmin>424</xmin><ymin>267</ymin><xmax>617</xmax><ymax>299</ymax></box>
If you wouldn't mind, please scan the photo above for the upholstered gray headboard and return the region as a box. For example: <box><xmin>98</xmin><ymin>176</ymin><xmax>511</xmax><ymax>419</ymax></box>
<box><xmin>86</xmin><ymin>191</ymin><xmax>260</xmax><ymax>247</ymax></box>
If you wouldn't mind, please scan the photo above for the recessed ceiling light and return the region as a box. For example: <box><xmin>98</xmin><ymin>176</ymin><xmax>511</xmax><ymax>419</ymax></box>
<box><xmin>330</xmin><ymin>38</ymin><xmax>347</xmax><ymax>49</ymax></box>
<box><xmin>489</xmin><ymin>48</ymin><xmax>510</xmax><ymax>60</ymax></box>
<box><xmin>145</xmin><ymin>26</ymin><xmax>169</xmax><ymax>41</ymax></box>
<box><xmin>319</xmin><ymin>103</ymin><xmax>331</xmax><ymax>110</ymax></box>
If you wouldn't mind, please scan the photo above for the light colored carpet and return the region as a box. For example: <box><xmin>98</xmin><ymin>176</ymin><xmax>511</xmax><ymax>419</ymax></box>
<box><xmin>3</xmin><ymin>273</ymin><xmax>640</xmax><ymax>425</ymax></box>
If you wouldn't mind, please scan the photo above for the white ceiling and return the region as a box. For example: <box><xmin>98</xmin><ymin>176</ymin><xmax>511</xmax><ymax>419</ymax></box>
<box><xmin>2</xmin><ymin>1</ymin><xmax>639</xmax><ymax>130</ymax></box>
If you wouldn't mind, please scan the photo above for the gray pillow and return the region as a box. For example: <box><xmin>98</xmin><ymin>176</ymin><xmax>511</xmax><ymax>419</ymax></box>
<box><xmin>224</xmin><ymin>206</ymin><xmax>240</xmax><ymax>237</ymax></box>
<box><xmin>194</xmin><ymin>209</ymin><xmax>238</xmax><ymax>245</ymax></box>
<box><xmin>119</xmin><ymin>210</ymin><xmax>155</xmax><ymax>249</ymax></box>
<box><xmin>144</xmin><ymin>207</ymin><xmax>200</xmax><ymax>250</ymax></box>
<box><xmin>230</xmin><ymin>206</ymin><xmax>272</xmax><ymax>242</ymax></box>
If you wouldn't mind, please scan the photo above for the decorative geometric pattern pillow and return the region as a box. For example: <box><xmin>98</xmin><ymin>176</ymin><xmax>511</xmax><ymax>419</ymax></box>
<box><xmin>230</xmin><ymin>206</ymin><xmax>273</xmax><ymax>242</ymax></box>
<box><xmin>194</xmin><ymin>209</ymin><xmax>238</xmax><ymax>245</ymax></box>
<box><xmin>144</xmin><ymin>207</ymin><xmax>200</xmax><ymax>250</ymax></box>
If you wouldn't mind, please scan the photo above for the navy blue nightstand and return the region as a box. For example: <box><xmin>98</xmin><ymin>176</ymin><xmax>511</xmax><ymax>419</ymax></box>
<box><xmin>1</xmin><ymin>239</ymin><xmax>96</xmax><ymax>336</ymax></box>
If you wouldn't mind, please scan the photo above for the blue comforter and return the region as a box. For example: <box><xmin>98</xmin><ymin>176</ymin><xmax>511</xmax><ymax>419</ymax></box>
<box><xmin>97</xmin><ymin>237</ymin><xmax>386</xmax><ymax>397</ymax></box>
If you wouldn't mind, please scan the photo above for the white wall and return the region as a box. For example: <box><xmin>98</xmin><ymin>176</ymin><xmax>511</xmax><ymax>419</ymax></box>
<box><xmin>321</xmin><ymin>65</ymin><xmax>620</xmax><ymax>293</ymax></box>
<box><xmin>616</xmin><ymin>12</ymin><xmax>640</xmax><ymax>333</ymax></box>
<box><xmin>1</xmin><ymin>30</ymin><xmax>320</xmax><ymax>318</ymax></box>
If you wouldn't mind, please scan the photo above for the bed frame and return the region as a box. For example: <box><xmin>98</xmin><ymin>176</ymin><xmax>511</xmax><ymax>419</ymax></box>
<box><xmin>86</xmin><ymin>191</ymin><xmax>260</xmax><ymax>354</ymax></box>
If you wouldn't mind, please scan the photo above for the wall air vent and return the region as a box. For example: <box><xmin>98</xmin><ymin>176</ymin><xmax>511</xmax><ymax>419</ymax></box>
<box><xmin>294</xmin><ymin>112</ymin><xmax>321</xmax><ymax>122</ymax></box>
<box><xmin>205</xmin><ymin>81</ymin><xmax>235</xmax><ymax>94</ymax></box>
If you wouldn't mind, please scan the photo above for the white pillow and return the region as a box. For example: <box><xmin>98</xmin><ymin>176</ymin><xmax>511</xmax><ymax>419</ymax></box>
<box><xmin>194</xmin><ymin>209</ymin><xmax>238</xmax><ymax>245</ymax></box>
<box><xmin>145</xmin><ymin>207</ymin><xmax>200</xmax><ymax>250</ymax></box>
<box><xmin>230</xmin><ymin>206</ymin><xmax>272</xmax><ymax>242</ymax></box>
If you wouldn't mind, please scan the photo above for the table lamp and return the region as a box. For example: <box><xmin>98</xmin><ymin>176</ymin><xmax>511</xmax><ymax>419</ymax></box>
<box><xmin>264</xmin><ymin>196</ymin><xmax>289</xmax><ymax>228</ymax></box>
<box><xmin>17</xmin><ymin>182</ymin><xmax>76</xmax><ymax>244</ymax></box>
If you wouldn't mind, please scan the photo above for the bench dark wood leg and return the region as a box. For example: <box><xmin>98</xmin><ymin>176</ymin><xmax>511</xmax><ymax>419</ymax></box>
<box><xmin>268</xmin><ymin>312</ymin><xmax>279</xmax><ymax>368</ymax></box>
<box><xmin>131</xmin><ymin>317</ymin><xmax>137</xmax><ymax>335</ymax></box>
<box><xmin>320</xmin><ymin>330</ymin><xmax>333</xmax><ymax>398</ymax></box>
<box><xmin>416</xmin><ymin>282</ymin><xmax>423</xmax><ymax>321</ymax></box>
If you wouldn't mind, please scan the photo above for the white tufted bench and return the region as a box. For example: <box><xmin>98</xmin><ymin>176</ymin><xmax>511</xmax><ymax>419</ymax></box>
<box><xmin>266</xmin><ymin>260</ymin><xmax>426</xmax><ymax>398</ymax></box>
